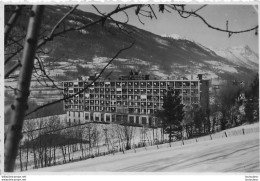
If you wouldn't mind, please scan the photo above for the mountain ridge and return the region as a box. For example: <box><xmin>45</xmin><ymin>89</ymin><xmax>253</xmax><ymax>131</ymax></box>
<box><xmin>6</xmin><ymin>5</ymin><xmax>259</xmax><ymax>83</ymax></box>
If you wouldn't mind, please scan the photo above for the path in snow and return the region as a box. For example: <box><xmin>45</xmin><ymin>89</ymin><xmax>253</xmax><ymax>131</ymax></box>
<box><xmin>27</xmin><ymin>132</ymin><xmax>259</xmax><ymax>173</ymax></box>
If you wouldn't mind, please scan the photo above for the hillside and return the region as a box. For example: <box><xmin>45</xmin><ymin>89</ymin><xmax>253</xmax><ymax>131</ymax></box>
<box><xmin>27</xmin><ymin>128</ymin><xmax>259</xmax><ymax>172</ymax></box>
<box><xmin>5</xmin><ymin>5</ymin><xmax>259</xmax><ymax>105</ymax></box>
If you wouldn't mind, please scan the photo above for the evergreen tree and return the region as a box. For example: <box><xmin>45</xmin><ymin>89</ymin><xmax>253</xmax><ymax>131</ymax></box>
<box><xmin>245</xmin><ymin>73</ymin><xmax>259</xmax><ymax>123</ymax></box>
<box><xmin>193</xmin><ymin>108</ymin><xmax>205</xmax><ymax>135</ymax></box>
<box><xmin>156</xmin><ymin>90</ymin><xmax>184</xmax><ymax>142</ymax></box>
<box><xmin>245</xmin><ymin>98</ymin><xmax>255</xmax><ymax>123</ymax></box>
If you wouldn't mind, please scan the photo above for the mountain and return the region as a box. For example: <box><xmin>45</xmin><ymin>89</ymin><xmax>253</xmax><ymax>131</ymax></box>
<box><xmin>212</xmin><ymin>45</ymin><xmax>259</xmax><ymax>71</ymax></box>
<box><xmin>5</xmin><ymin>5</ymin><xmax>259</xmax><ymax>89</ymax></box>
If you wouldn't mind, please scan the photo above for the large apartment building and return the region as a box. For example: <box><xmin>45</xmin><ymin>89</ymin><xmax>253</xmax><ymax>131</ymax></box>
<box><xmin>62</xmin><ymin>72</ymin><xmax>209</xmax><ymax>127</ymax></box>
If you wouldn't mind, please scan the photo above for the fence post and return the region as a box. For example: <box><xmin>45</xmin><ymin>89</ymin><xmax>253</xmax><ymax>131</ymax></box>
<box><xmin>210</xmin><ymin>134</ymin><xmax>212</xmax><ymax>140</ymax></box>
<box><xmin>242</xmin><ymin>128</ymin><xmax>245</xmax><ymax>135</ymax></box>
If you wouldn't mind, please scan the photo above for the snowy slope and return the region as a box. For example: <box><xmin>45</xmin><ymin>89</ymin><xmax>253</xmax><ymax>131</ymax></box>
<box><xmin>26</xmin><ymin>132</ymin><xmax>259</xmax><ymax>172</ymax></box>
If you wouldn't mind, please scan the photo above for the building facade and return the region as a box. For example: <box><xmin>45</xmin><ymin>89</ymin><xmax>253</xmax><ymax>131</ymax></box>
<box><xmin>62</xmin><ymin>73</ymin><xmax>209</xmax><ymax>127</ymax></box>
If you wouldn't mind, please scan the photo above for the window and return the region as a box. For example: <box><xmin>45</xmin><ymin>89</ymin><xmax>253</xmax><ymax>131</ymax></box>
<box><xmin>160</xmin><ymin>82</ymin><xmax>166</xmax><ymax>86</ymax></box>
<box><xmin>140</xmin><ymin>82</ymin><xmax>146</xmax><ymax>86</ymax></box>
<box><xmin>95</xmin><ymin>116</ymin><xmax>99</xmax><ymax>121</ymax></box>
<box><xmin>140</xmin><ymin>89</ymin><xmax>146</xmax><ymax>94</ymax></box>
<box><xmin>111</xmin><ymin>107</ymin><xmax>116</xmax><ymax>112</ymax></box>
<box><xmin>129</xmin><ymin>116</ymin><xmax>134</xmax><ymax>123</ymax></box>
<box><xmin>142</xmin><ymin>117</ymin><xmax>147</xmax><ymax>124</ymax></box>
<box><xmin>134</xmin><ymin>95</ymin><xmax>139</xmax><ymax>100</ymax></box>
<box><xmin>85</xmin><ymin>113</ymin><xmax>89</xmax><ymax>120</ymax></box>
<box><xmin>153</xmin><ymin>82</ymin><xmax>159</xmax><ymax>87</ymax></box>
<box><xmin>106</xmin><ymin>115</ymin><xmax>110</xmax><ymax>122</ymax></box>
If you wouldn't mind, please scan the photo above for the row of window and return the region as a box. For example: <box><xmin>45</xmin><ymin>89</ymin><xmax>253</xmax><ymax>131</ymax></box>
<box><xmin>65</xmin><ymin>95</ymin><xmax>199</xmax><ymax>103</ymax></box>
<box><xmin>67</xmin><ymin>107</ymin><xmax>159</xmax><ymax>114</ymax></box>
<box><xmin>65</xmin><ymin>97</ymin><xmax>198</xmax><ymax>112</ymax></box>
<box><xmin>63</xmin><ymin>81</ymin><xmax>199</xmax><ymax>88</ymax></box>
<box><xmin>68</xmin><ymin>115</ymin><xmax>156</xmax><ymax>126</ymax></box>
<box><xmin>64</xmin><ymin>88</ymin><xmax>199</xmax><ymax>95</ymax></box>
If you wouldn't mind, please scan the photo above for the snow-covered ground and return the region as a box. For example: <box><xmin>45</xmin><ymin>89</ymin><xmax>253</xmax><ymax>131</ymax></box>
<box><xmin>26</xmin><ymin>131</ymin><xmax>259</xmax><ymax>173</ymax></box>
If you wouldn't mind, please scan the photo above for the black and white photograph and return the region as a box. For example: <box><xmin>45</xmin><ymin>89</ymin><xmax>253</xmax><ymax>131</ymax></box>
<box><xmin>3</xmin><ymin>3</ymin><xmax>259</xmax><ymax>176</ymax></box>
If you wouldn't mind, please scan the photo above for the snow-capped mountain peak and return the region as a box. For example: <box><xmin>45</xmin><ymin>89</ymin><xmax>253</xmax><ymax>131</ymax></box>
<box><xmin>161</xmin><ymin>33</ymin><xmax>188</xmax><ymax>40</ymax></box>
<box><xmin>213</xmin><ymin>45</ymin><xmax>259</xmax><ymax>69</ymax></box>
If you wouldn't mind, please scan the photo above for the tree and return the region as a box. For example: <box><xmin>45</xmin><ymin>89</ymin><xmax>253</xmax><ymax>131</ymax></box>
<box><xmin>4</xmin><ymin>4</ymin><xmax>258</xmax><ymax>171</ymax></box>
<box><xmin>156</xmin><ymin>90</ymin><xmax>184</xmax><ymax>142</ymax></box>
<box><xmin>244</xmin><ymin>98</ymin><xmax>255</xmax><ymax>123</ymax></box>
<box><xmin>215</xmin><ymin>82</ymin><xmax>242</xmax><ymax>130</ymax></box>
<box><xmin>182</xmin><ymin>105</ymin><xmax>194</xmax><ymax>139</ymax></box>
<box><xmin>245</xmin><ymin>73</ymin><xmax>259</xmax><ymax>123</ymax></box>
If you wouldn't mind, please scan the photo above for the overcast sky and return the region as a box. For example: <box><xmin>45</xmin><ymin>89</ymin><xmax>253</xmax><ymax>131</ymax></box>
<box><xmin>79</xmin><ymin>4</ymin><xmax>258</xmax><ymax>53</ymax></box>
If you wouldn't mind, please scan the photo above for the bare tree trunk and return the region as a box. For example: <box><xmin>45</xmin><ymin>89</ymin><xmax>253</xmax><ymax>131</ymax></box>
<box><xmin>4</xmin><ymin>5</ymin><xmax>44</xmax><ymax>172</ymax></box>
<box><xmin>60</xmin><ymin>146</ymin><xmax>66</xmax><ymax>163</ymax></box>
<box><xmin>25</xmin><ymin>141</ymin><xmax>29</xmax><ymax>170</ymax></box>
<box><xmin>169</xmin><ymin>125</ymin><xmax>172</xmax><ymax>143</ymax></box>
<box><xmin>19</xmin><ymin>144</ymin><xmax>23</xmax><ymax>171</ymax></box>
<box><xmin>53</xmin><ymin>145</ymin><xmax>56</xmax><ymax>165</ymax></box>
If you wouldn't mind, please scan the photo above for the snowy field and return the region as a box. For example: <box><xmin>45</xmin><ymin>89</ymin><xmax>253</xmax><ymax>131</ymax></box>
<box><xmin>27</xmin><ymin>131</ymin><xmax>259</xmax><ymax>173</ymax></box>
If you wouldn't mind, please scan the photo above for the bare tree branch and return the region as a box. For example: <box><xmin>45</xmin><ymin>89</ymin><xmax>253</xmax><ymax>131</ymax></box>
<box><xmin>5</xmin><ymin>5</ymin><xmax>24</xmax><ymax>46</ymax></box>
<box><xmin>167</xmin><ymin>4</ymin><xmax>258</xmax><ymax>35</ymax></box>
<box><xmin>148</xmin><ymin>5</ymin><xmax>157</xmax><ymax>19</ymax></box>
<box><xmin>25</xmin><ymin>40</ymin><xmax>135</xmax><ymax>117</ymax></box>
<box><xmin>37</xmin><ymin>4</ymin><xmax>138</xmax><ymax>48</ymax></box>
<box><xmin>5</xmin><ymin>47</ymin><xmax>23</xmax><ymax>65</ymax></box>
<box><xmin>5</xmin><ymin>60</ymin><xmax>21</xmax><ymax>79</ymax></box>
<box><xmin>51</xmin><ymin>5</ymin><xmax>78</xmax><ymax>38</ymax></box>
<box><xmin>34</xmin><ymin>56</ymin><xmax>63</xmax><ymax>90</ymax></box>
